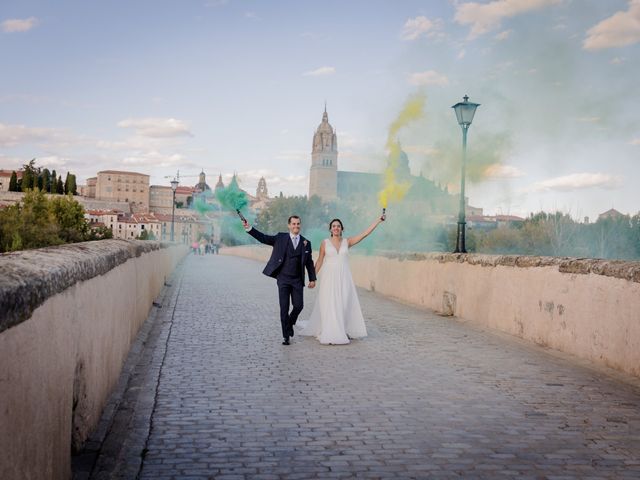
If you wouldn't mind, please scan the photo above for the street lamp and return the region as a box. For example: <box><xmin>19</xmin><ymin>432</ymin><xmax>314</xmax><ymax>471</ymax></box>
<box><xmin>451</xmin><ymin>94</ymin><xmax>480</xmax><ymax>253</ymax></box>
<box><xmin>170</xmin><ymin>178</ymin><xmax>179</xmax><ymax>241</ymax></box>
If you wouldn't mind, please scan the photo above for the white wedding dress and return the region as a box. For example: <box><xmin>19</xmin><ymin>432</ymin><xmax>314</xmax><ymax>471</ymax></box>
<box><xmin>299</xmin><ymin>238</ymin><xmax>367</xmax><ymax>344</ymax></box>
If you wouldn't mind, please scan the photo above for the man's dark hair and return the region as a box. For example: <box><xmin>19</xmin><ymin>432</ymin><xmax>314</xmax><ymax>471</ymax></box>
<box><xmin>288</xmin><ymin>215</ymin><xmax>301</xmax><ymax>224</ymax></box>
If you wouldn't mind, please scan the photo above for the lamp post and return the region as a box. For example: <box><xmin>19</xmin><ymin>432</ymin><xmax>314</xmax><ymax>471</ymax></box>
<box><xmin>170</xmin><ymin>178</ymin><xmax>179</xmax><ymax>241</ymax></box>
<box><xmin>451</xmin><ymin>95</ymin><xmax>480</xmax><ymax>253</ymax></box>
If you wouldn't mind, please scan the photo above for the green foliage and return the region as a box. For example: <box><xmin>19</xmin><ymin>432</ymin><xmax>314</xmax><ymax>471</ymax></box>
<box><xmin>20</xmin><ymin>159</ymin><xmax>39</xmax><ymax>192</ymax></box>
<box><xmin>0</xmin><ymin>190</ymin><xmax>62</xmax><ymax>251</ymax></box>
<box><xmin>56</xmin><ymin>176</ymin><xmax>64</xmax><ymax>194</ymax></box>
<box><xmin>136</xmin><ymin>230</ymin><xmax>156</xmax><ymax>240</ymax></box>
<box><xmin>86</xmin><ymin>224</ymin><xmax>113</xmax><ymax>240</ymax></box>
<box><xmin>64</xmin><ymin>172</ymin><xmax>77</xmax><ymax>195</ymax></box>
<box><xmin>9</xmin><ymin>171</ymin><xmax>18</xmax><ymax>191</ymax></box>
<box><xmin>49</xmin><ymin>195</ymin><xmax>89</xmax><ymax>243</ymax></box>
<box><xmin>0</xmin><ymin>190</ymin><xmax>110</xmax><ymax>252</ymax></box>
<box><xmin>215</xmin><ymin>186</ymin><xmax>639</xmax><ymax>259</ymax></box>
<box><xmin>41</xmin><ymin>168</ymin><xmax>51</xmax><ymax>193</ymax></box>
<box><xmin>471</xmin><ymin>212</ymin><xmax>640</xmax><ymax>260</ymax></box>
<box><xmin>50</xmin><ymin>170</ymin><xmax>57</xmax><ymax>193</ymax></box>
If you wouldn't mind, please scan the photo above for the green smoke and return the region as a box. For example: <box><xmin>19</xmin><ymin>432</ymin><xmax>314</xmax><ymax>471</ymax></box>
<box><xmin>215</xmin><ymin>176</ymin><xmax>248</xmax><ymax>214</ymax></box>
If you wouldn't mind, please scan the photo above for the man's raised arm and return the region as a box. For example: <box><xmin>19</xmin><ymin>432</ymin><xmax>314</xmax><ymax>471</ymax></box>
<box><xmin>243</xmin><ymin>219</ymin><xmax>276</xmax><ymax>246</ymax></box>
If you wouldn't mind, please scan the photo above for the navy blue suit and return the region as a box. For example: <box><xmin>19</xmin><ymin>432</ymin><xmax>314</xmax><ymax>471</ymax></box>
<box><xmin>247</xmin><ymin>227</ymin><xmax>316</xmax><ymax>340</ymax></box>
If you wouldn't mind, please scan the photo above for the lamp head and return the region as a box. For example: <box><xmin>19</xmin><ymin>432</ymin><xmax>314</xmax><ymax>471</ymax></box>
<box><xmin>170</xmin><ymin>179</ymin><xmax>179</xmax><ymax>191</ymax></box>
<box><xmin>452</xmin><ymin>94</ymin><xmax>480</xmax><ymax>127</ymax></box>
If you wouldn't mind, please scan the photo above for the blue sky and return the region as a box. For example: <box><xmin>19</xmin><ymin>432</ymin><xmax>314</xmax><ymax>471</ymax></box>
<box><xmin>1</xmin><ymin>0</ymin><xmax>639</xmax><ymax>220</ymax></box>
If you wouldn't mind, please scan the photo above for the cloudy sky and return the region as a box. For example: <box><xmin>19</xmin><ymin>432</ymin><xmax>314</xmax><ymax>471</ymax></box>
<box><xmin>1</xmin><ymin>0</ymin><xmax>639</xmax><ymax>220</ymax></box>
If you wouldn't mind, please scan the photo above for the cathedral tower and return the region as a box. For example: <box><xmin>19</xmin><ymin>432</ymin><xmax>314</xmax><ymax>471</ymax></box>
<box><xmin>309</xmin><ymin>105</ymin><xmax>338</xmax><ymax>201</ymax></box>
<box><xmin>256</xmin><ymin>176</ymin><xmax>268</xmax><ymax>200</ymax></box>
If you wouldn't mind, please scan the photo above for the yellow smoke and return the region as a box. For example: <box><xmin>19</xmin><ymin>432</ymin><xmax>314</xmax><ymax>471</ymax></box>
<box><xmin>379</xmin><ymin>93</ymin><xmax>426</xmax><ymax>208</ymax></box>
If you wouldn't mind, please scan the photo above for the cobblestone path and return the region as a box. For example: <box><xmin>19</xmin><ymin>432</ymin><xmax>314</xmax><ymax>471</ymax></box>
<box><xmin>82</xmin><ymin>254</ymin><xmax>640</xmax><ymax>479</ymax></box>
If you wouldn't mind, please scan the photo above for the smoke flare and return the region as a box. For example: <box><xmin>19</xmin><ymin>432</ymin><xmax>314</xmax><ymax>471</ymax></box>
<box><xmin>379</xmin><ymin>93</ymin><xmax>426</xmax><ymax>207</ymax></box>
<box><xmin>215</xmin><ymin>176</ymin><xmax>249</xmax><ymax>214</ymax></box>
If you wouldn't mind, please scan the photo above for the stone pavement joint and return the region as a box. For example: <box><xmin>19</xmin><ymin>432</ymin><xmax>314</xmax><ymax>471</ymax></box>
<box><xmin>77</xmin><ymin>254</ymin><xmax>640</xmax><ymax>479</ymax></box>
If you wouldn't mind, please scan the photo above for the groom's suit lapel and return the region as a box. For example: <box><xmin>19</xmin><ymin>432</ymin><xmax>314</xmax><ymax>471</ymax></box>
<box><xmin>299</xmin><ymin>235</ymin><xmax>308</xmax><ymax>267</ymax></box>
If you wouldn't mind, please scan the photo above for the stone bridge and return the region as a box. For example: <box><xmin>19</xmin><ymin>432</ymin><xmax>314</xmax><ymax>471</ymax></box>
<box><xmin>1</xmin><ymin>242</ymin><xmax>639</xmax><ymax>479</ymax></box>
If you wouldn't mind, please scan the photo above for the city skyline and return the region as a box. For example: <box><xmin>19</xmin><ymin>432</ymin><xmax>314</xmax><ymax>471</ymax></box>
<box><xmin>1</xmin><ymin>0</ymin><xmax>639</xmax><ymax>221</ymax></box>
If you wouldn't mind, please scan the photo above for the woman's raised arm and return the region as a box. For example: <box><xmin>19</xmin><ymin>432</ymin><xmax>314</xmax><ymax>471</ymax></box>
<box><xmin>347</xmin><ymin>214</ymin><xmax>385</xmax><ymax>248</ymax></box>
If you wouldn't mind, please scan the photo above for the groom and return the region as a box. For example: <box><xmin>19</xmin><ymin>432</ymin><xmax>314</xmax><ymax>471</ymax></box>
<box><xmin>243</xmin><ymin>216</ymin><xmax>316</xmax><ymax>345</ymax></box>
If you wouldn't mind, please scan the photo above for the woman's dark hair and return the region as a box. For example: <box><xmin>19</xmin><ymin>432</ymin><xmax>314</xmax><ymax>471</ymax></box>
<box><xmin>329</xmin><ymin>218</ymin><xmax>344</xmax><ymax>236</ymax></box>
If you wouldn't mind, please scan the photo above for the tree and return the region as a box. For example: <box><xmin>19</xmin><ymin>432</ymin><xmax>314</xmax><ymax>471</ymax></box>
<box><xmin>63</xmin><ymin>172</ymin><xmax>78</xmax><ymax>195</ymax></box>
<box><xmin>0</xmin><ymin>190</ymin><xmax>115</xmax><ymax>252</ymax></box>
<box><xmin>476</xmin><ymin>226</ymin><xmax>523</xmax><ymax>254</ymax></box>
<box><xmin>50</xmin><ymin>169</ymin><xmax>57</xmax><ymax>193</ymax></box>
<box><xmin>70</xmin><ymin>174</ymin><xmax>78</xmax><ymax>195</ymax></box>
<box><xmin>41</xmin><ymin>168</ymin><xmax>51</xmax><ymax>193</ymax></box>
<box><xmin>136</xmin><ymin>230</ymin><xmax>156</xmax><ymax>240</ymax></box>
<box><xmin>20</xmin><ymin>159</ymin><xmax>39</xmax><ymax>191</ymax></box>
<box><xmin>56</xmin><ymin>175</ymin><xmax>64</xmax><ymax>194</ymax></box>
<box><xmin>9</xmin><ymin>171</ymin><xmax>18</xmax><ymax>191</ymax></box>
<box><xmin>0</xmin><ymin>190</ymin><xmax>62</xmax><ymax>252</ymax></box>
<box><xmin>21</xmin><ymin>168</ymin><xmax>34</xmax><ymax>192</ymax></box>
<box><xmin>86</xmin><ymin>224</ymin><xmax>113</xmax><ymax>240</ymax></box>
<box><xmin>49</xmin><ymin>195</ymin><xmax>88</xmax><ymax>243</ymax></box>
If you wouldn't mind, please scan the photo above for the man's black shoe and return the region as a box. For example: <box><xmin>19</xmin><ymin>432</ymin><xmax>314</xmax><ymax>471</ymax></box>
<box><xmin>282</xmin><ymin>337</ymin><xmax>290</xmax><ymax>345</ymax></box>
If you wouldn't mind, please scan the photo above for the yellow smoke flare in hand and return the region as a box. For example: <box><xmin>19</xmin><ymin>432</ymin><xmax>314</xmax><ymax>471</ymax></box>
<box><xmin>378</xmin><ymin>93</ymin><xmax>426</xmax><ymax>208</ymax></box>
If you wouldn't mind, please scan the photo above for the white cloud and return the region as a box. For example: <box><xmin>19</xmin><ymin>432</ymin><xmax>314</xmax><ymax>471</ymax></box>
<box><xmin>584</xmin><ymin>0</ymin><xmax>640</xmax><ymax>50</ymax></box>
<box><xmin>0</xmin><ymin>123</ymin><xmax>59</xmax><ymax>147</ymax></box>
<box><xmin>400</xmin><ymin>16</ymin><xmax>442</xmax><ymax>41</ymax></box>
<box><xmin>484</xmin><ymin>164</ymin><xmax>525</xmax><ymax>178</ymax></box>
<box><xmin>611</xmin><ymin>56</ymin><xmax>626</xmax><ymax>64</ymax></box>
<box><xmin>458</xmin><ymin>49</ymin><xmax>466</xmax><ymax>59</ymax></box>
<box><xmin>495</xmin><ymin>29</ymin><xmax>513</xmax><ymax>40</ymax></box>
<box><xmin>454</xmin><ymin>0</ymin><xmax>561</xmax><ymax>38</ymax></box>
<box><xmin>117</xmin><ymin>118</ymin><xmax>193</xmax><ymax>138</ymax></box>
<box><xmin>2</xmin><ymin>17</ymin><xmax>39</xmax><ymax>33</ymax></box>
<box><xmin>303</xmin><ymin>66</ymin><xmax>336</xmax><ymax>76</ymax></box>
<box><xmin>629</xmin><ymin>138</ymin><xmax>640</xmax><ymax>145</ymax></box>
<box><xmin>408</xmin><ymin>70</ymin><xmax>449</xmax><ymax>86</ymax></box>
<box><xmin>275</xmin><ymin>150</ymin><xmax>307</xmax><ymax>162</ymax></box>
<box><xmin>527</xmin><ymin>173</ymin><xmax>622</xmax><ymax>192</ymax></box>
<box><xmin>577</xmin><ymin>116</ymin><xmax>600</xmax><ymax>123</ymax></box>
<box><xmin>121</xmin><ymin>151</ymin><xmax>188</xmax><ymax>168</ymax></box>
<box><xmin>38</xmin><ymin>156</ymin><xmax>70</xmax><ymax>168</ymax></box>
<box><xmin>205</xmin><ymin>0</ymin><xmax>229</xmax><ymax>6</ymax></box>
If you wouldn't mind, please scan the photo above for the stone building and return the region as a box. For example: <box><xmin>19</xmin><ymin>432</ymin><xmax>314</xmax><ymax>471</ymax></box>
<box><xmin>96</xmin><ymin>170</ymin><xmax>150</xmax><ymax>213</ymax></box>
<box><xmin>149</xmin><ymin>185</ymin><xmax>174</xmax><ymax>214</ymax></box>
<box><xmin>308</xmin><ymin>107</ymin><xmax>338</xmax><ymax>201</ymax></box>
<box><xmin>256</xmin><ymin>176</ymin><xmax>268</xmax><ymax>200</ymax></box>
<box><xmin>80</xmin><ymin>177</ymin><xmax>97</xmax><ymax>198</ymax></box>
<box><xmin>0</xmin><ymin>170</ymin><xmax>21</xmax><ymax>192</ymax></box>
<box><xmin>308</xmin><ymin>108</ymin><xmax>458</xmax><ymax>218</ymax></box>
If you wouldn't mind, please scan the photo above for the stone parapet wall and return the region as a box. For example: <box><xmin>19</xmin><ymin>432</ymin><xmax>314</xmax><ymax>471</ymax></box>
<box><xmin>221</xmin><ymin>246</ymin><xmax>640</xmax><ymax>378</ymax></box>
<box><xmin>0</xmin><ymin>240</ymin><xmax>188</xmax><ymax>480</ymax></box>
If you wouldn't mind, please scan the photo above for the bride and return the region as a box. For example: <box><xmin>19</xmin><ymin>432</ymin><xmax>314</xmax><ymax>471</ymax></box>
<box><xmin>298</xmin><ymin>214</ymin><xmax>385</xmax><ymax>345</ymax></box>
